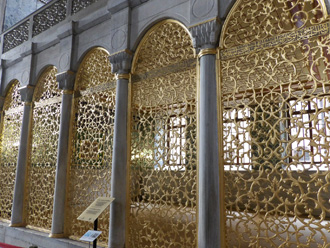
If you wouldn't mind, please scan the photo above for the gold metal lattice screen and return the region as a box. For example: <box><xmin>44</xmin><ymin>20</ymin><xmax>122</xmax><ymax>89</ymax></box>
<box><xmin>67</xmin><ymin>48</ymin><xmax>116</xmax><ymax>246</ymax></box>
<box><xmin>219</xmin><ymin>0</ymin><xmax>330</xmax><ymax>247</ymax></box>
<box><xmin>27</xmin><ymin>67</ymin><xmax>61</xmax><ymax>231</ymax></box>
<box><xmin>129</xmin><ymin>21</ymin><xmax>197</xmax><ymax>247</ymax></box>
<box><xmin>0</xmin><ymin>81</ymin><xmax>23</xmax><ymax>221</ymax></box>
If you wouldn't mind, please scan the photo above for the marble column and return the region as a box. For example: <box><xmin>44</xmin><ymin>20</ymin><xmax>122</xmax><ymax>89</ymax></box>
<box><xmin>0</xmin><ymin>0</ymin><xmax>6</xmax><ymax>32</ymax></box>
<box><xmin>11</xmin><ymin>85</ymin><xmax>34</xmax><ymax>227</ymax></box>
<box><xmin>108</xmin><ymin>50</ymin><xmax>132</xmax><ymax>248</ymax></box>
<box><xmin>190</xmin><ymin>20</ymin><xmax>222</xmax><ymax>248</ymax></box>
<box><xmin>50</xmin><ymin>71</ymin><xmax>75</xmax><ymax>238</ymax></box>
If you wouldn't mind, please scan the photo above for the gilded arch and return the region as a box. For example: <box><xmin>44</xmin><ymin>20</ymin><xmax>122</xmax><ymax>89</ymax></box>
<box><xmin>66</xmin><ymin>47</ymin><xmax>116</xmax><ymax>246</ymax></box>
<box><xmin>129</xmin><ymin>19</ymin><xmax>197</xmax><ymax>247</ymax></box>
<box><xmin>0</xmin><ymin>80</ymin><xmax>23</xmax><ymax>221</ymax></box>
<box><xmin>26</xmin><ymin>66</ymin><xmax>60</xmax><ymax>231</ymax></box>
<box><xmin>219</xmin><ymin>0</ymin><xmax>330</xmax><ymax>247</ymax></box>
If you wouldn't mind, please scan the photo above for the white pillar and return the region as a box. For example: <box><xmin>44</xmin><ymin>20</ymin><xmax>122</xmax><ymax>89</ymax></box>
<box><xmin>190</xmin><ymin>19</ymin><xmax>222</xmax><ymax>248</ymax></box>
<box><xmin>0</xmin><ymin>0</ymin><xmax>6</xmax><ymax>32</ymax></box>
<box><xmin>108</xmin><ymin>50</ymin><xmax>132</xmax><ymax>248</ymax></box>
<box><xmin>50</xmin><ymin>71</ymin><xmax>75</xmax><ymax>238</ymax></box>
<box><xmin>11</xmin><ymin>85</ymin><xmax>34</xmax><ymax>227</ymax></box>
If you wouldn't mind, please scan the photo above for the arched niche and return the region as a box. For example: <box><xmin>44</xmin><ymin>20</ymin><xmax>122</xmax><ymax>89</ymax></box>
<box><xmin>66</xmin><ymin>47</ymin><xmax>116</xmax><ymax>246</ymax></box>
<box><xmin>129</xmin><ymin>19</ymin><xmax>197</xmax><ymax>247</ymax></box>
<box><xmin>0</xmin><ymin>80</ymin><xmax>23</xmax><ymax>221</ymax></box>
<box><xmin>26</xmin><ymin>66</ymin><xmax>60</xmax><ymax>232</ymax></box>
<box><xmin>218</xmin><ymin>0</ymin><xmax>330</xmax><ymax>247</ymax></box>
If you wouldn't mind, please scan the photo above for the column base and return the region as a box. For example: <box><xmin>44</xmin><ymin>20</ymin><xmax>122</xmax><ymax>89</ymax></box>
<box><xmin>49</xmin><ymin>233</ymin><xmax>65</xmax><ymax>238</ymax></box>
<box><xmin>9</xmin><ymin>223</ymin><xmax>25</xmax><ymax>227</ymax></box>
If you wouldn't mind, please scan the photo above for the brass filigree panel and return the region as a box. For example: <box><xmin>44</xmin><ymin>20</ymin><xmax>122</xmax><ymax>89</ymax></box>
<box><xmin>220</xmin><ymin>0</ymin><xmax>327</xmax><ymax>49</ymax></box>
<box><xmin>27</xmin><ymin>67</ymin><xmax>60</xmax><ymax>231</ymax></box>
<box><xmin>0</xmin><ymin>81</ymin><xmax>23</xmax><ymax>220</ymax></box>
<box><xmin>220</xmin><ymin>1</ymin><xmax>330</xmax><ymax>246</ymax></box>
<box><xmin>75</xmin><ymin>48</ymin><xmax>115</xmax><ymax>91</ymax></box>
<box><xmin>129</xmin><ymin>20</ymin><xmax>197</xmax><ymax>247</ymax></box>
<box><xmin>67</xmin><ymin>48</ymin><xmax>116</xmax><ymax>246</ymax></box>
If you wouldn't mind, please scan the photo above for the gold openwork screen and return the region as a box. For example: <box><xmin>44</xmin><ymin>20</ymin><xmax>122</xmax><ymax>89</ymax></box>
<box><xmin>0</xmin><ymin>81</ymin><xmax>23</xmax><ymax>221</ymax></box>
<box><xmin>27</xmin><ymin>67</ymin><xmax>61</xmax><ymax>231</ymax></box>
<box><xmin>67</xmin><ymin>48</ymin><xmax>116</xmax><ymax>246</ymax></box>
<box><xmin>219</xmin><ymin>0</ymin><xmax>330</xmax><ymax>247</ymax></box>
<box><xmin>129</xmin><ymin>20</ymin><xmax>197</xmax><ymax>247</ymax></box>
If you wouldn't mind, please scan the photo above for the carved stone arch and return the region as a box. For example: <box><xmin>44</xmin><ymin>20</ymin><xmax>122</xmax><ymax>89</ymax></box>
<box><xmin>75</xmin><ymin>47</ymin><xmax>115</xmax><ymax>91</ymax></box>
<box><xmin>0</xmin><ymin>78</ymin><xmax>23</xmax><ymax>222</ymax></box>
<box><xmin>218</xmin><ymin>0</ymin><xmax>330</xmax><ymax>247</ymax></box>
<box><xmin>131</xmin><ymin>16</ymin><xmax>192</xmax><ymax>52</ymax></box>
<box><xmin>129</xmin><ymin>19</ymin><xmax>198</xmax><ymax>247</ymax></box>
<box><xmin>132</xmin><ymin>19</ymin><xmax>195</xmax><ymax>74</ymax></box>
<box><xmin>66</xmin><ymin>45</ymin><xmax>116</xmax><ymax>245</ymax></box>
<box><xmin>32</xmin><ymin>66</ymin><xmax>60</xmax><ymax>102</ymax></box>
<box><xmin>27</xmin><ymin>64</ymin><xmax>61</xmax><ymax>231</ymax></box>
<box><xmin>219</xmin><ymin>0</ymin><xmax>328</xmax><ymax>50</ymax></box>
<box><xmin>3</xmin><ymin>79</ymin><xmax>22</xmax><ymax>111</ymax></box>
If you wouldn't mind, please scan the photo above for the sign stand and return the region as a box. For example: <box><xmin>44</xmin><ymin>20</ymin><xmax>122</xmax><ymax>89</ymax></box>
<box><xmin>93</xmin><ymin>218</ymin><xmax>98</xmax><ymax>248</ymax></box>
<box><xmin>78</xmin><ymin>197</ymin><xmax>115</xmax><ymax>247</ymax></box>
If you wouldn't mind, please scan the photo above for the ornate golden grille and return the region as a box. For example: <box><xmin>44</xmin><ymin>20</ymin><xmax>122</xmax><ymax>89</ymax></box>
<box><xmin>0</xmin><ymin>81</ymin><xmax>23</xmax><ymax>221</ymax></box>
<box><xmin>219</xmin><ymin>0</ymin><xmax>330</xmax><ymax>247</ymax></box>
<box><xmin>67</xmin><ymin>48</ymin><xmax>116</xmax><ymax>246</ymax></box>
<box><xmin>129</xmin><ymin>20</ymin><xmax>197</xmax><ymax>247</ymax></box>
<box><xmin>27</xmin><ymin>67</ymin><xmax>61</xmax><ymax>231</ymax></box>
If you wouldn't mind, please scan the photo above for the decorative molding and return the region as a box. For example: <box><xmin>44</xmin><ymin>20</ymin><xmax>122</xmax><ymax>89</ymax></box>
<box><xmin>111</xmin><ymin>29</ymin><xmax>127</xmax><ymax>50</ymax></box>
<box><xmin>78</xmin><ymin>81</ymin><xmax>116</xmax><ymax>97</ymax></box>
<box><xmin>9</xmin><ymin>223</ymin><xmax>26</xmax><ymax>227</ymax></box>
<box><xmin>131</xmin><ymin>58</ymin><xmax>196</xmax><ymax>83</ymax></box>
<box><xmin>33</xmin><ymin>0</ymin><xmax>67</xmax><ymax>37</ymax></box>
<box><xmin>3</xmin><ymin>20</ymin><xmax>30</xmax><ymax>53</ymax></box>
<box><xmin>18</xmin><ymin>85</ymin><xmax>35</xmax><ymax>103</ymax></box>
<box><xmin>198</xmin><ymin>48</ymin><xmax>217</xmax><ymax>58</ymax></box>
<box><xmin>189</xmin><ymin>19</ymin><xmax>221</xmax><ymax>50</ymax></box>
<box><xmin>192</xmin><ymin>0</ymin><xmax>215</xmax><ymax>18</ymax></box>
<box><xmin>116</xmin><ymin>74</ymin><xmax>130</xmax><ymax>80</ymax></box>
<box><xmin>109</xmin><ymin>50</ymin><xmax>133</xmax><ymax>74</ymax></box>
<box><xmin>49</xmin><ymin>233</ymin><xmax>65</xmax><ymax>238</ymax></box>
<box><xmin>220</xmin><ymin>22</ymin><xmax>330</xmax><ymax>60</ymax></box>
<box><xmin>56</xmin><ymin>71</ymin><xmax>75</xmax><ymax>91</ymax></box>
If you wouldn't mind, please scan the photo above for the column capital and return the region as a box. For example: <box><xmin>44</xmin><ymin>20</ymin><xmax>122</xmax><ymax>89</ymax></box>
<box><xmin>109</xmin><ymin>49</ymin><xmax>133</xmax><ymax>75</ymax></box>
<box><xmin>56</xmin><ymin>71</ymin><xmax>75</xmax><ymax>93</ymax></box>
<box><xmin>189</xmin><ymin>19</ymin><xmax>221</xmax><ymax>52</ymax></box>
<box><xmin>18</xmin><ymin>85</ymin><xmax>35</xmax><ymax>103</ymax></box>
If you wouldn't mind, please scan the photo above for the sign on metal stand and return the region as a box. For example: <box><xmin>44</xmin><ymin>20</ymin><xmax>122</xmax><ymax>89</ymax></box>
<box><xmin>78</xmin><ymin>197</ymin><xmax>115</xmax><ymax>247</ymax></box>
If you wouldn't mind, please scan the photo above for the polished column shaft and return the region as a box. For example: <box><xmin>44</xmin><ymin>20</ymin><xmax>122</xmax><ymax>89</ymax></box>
<box><xmin>109</xmin><ymin>77</ymin><xmax>129</xmax><ymax>248</ymax></box>
<box><xmin>198</xmin><ymin>53</ymin><xmax>221</xmax><ymax>248</ymax></box>
<box><xmin>11</xmin><ymin>99</ymin><xmax>33</xmax><ymax>226</ymax></box>
<box><xmin>50</xmin><ymin>72</ymin><xmax>75</xmax><ymax>237</ymax></box>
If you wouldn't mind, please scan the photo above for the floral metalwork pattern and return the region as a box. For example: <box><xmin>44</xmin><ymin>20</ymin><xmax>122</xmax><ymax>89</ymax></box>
<box><xmin>129</xmin><ymin>21</ymin><xmax>197</xmax><ymax>247</ymax></box>
<box><xmin>221</xmin><ymin>0</ymin><xmax>327</xmax><ymax>49</ymax></box>
<box><xmin>27</xmin><ymin>67</ymin><xmax>60</xmax><ymax>231</ymax></box>
<box><xmin>67</xmin><ymin>48</ymin><xmax>115</xmax><ymax>246</ymax></box>
<box><xmin>32</xmin><ymin>0</ymin><xmax>67</xmax><ymax>37</ymax></box>
<box><xmin>0</xmin><ymin>81</ymin><xmax>23</xmax><ymax>220</ymax></box>
<box><xmin>220</xmin><ymin>0</ymin><xmax>330</xmax><ymax>247</ymax></box>
<box><xmin>3</xmin><ymin>20</ymin><xmax>30</xmax><ymax>53</ymax></box>
<box><xmin>72</xmin><ymin>0</ymin><xmax>99</xmax><ymax>14</ymax></box>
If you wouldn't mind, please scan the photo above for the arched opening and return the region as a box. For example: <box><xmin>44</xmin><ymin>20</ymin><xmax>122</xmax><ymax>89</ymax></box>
<box><xmin>26</xmin><ymin>66</ymin><xmax>60</xmax><ymax>231</ymax></box>
<box><xmin>66</xmin><ymin>47</ymin><xmax>116</xmax><ymax>246</ymax></box>
<box><xmin>219</xmin><ymin>0</ymin><xmax>330</xmax><ymax>246</ymax></box>
<box><xmin>0</xmin><ymin>80</ymin><xmax>23</xmax><ymax>221</ymax></box>
<box><xmin>129</xmin><ymin>20</ymin><xmax>197</xmax><ymax>247</ymax></box>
